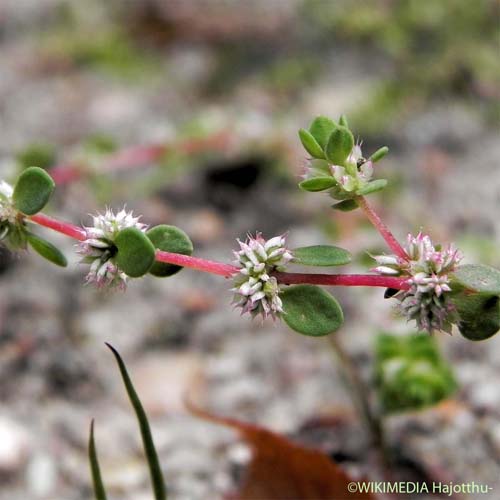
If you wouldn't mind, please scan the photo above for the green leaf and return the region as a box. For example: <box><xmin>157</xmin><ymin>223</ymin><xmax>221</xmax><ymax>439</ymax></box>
<box><xmin>338</xmin><ymin>114</ymin><xmax>349</xmax><ymax>128</ymax></box>
<box><xmin>369</xmin><ymin>146</ymin><xmax>389</xmax><ymax>163</ymax></box>
<box><xmin>325</xmin><ymin>126</ymin><xmax>354</xmax><ymax>166</ymax></box>
<box><xmin>454</xmin><ymin>293</ymin><xmax>500</xmax><ymax>341</ymax></box>
<box><xmin>306</xmin><ymin>159</ymin><xmax>332</xmax><ymax>177</ymax></box>
<box><xmin>281</xmin><ymin>285</ymin><xmax>343</xmax><ymax>336</ymax></box>
<box><xmin>451</xmin><ymin>264</ymin><xmax>500</xmax><ymax>294</ymax></box>
<box><xmin>114</xmin><ymin>227</ymin><xmax>155</xmax><ymax>278</ymax></box>
<box><xmin>146</xmin><ymin>225</ymin><xmax>193</xmax><ymax>277</ymax></box>
<box><xmin>106</xmin><ymin>344</ymin><xmax>167</xmax><ymax>500</ymax></box>
<box><xmin>308</xmin><ymin>116</ymin><xmax>337</xmax><ymax>150</ymax></box>
<box><xmin>450</xmin><ymin>265</ymin><xmax>500</xmax><ymax>341</ymax></box>
<box><xmin>298</xmin><ymin>129</ymin><xmax>325</xmax><ymax>159</ymax></box>
<box><xmin>331</xmin><ymin>199</ymin><xmax>358</xmax><ymax>212</ymax></box>
<box><xmin>2</xmin><ymin>222</ymin><xmax>28</xmax><ymax>250</ymax></box>
<box><xmin>13</xmin><ymin>166</ymin><xmax>55</xmax><ymax>215</ymax></box>
<box><xmin>356</xmin><ymin>179</ymin><xmax>387</xmax><ymax>196</ymax></box>
<box><xmin>292</xmin><ymin>245</ymin><xmax>351</xmax><ymax>267</ymax></box>
<box><xmin>299</xmin><ymin>177</ymin><xmax>337</xmax><ymax>192</ymax></box>
<box><xmin>27</xmin><ymin>232</ymin><xmax>67</xmax><ymax>267</ymax></box>
<box><xmin>88</xmin><ymin>420</ymin><xmax>108</xmax><ymax>500</ymax></box>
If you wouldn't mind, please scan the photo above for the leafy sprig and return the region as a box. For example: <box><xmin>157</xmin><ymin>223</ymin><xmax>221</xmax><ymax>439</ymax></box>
<box><xmin>1</xmin><ymin>116</ymin><xmax>498</xmax><ymax>340</ymax></box>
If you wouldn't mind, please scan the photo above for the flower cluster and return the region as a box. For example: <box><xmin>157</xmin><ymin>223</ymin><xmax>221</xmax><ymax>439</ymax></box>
<box><xmin>330</xmin><ymin>143</ymin><xmax>374</xmax><ymax>193</ymax></box>
<box><xmin>77</xmin><ymin>207</ymin><xmax>147</xmax><ymax>290</ymax></box>
<box><xmin>232</xmin><ymin>233</ymin><xmax>293</xmax><ymax>320</ymax></box>
<box><xmin>373</xmin><ymin>232</ymin><xmax>462</xmax><ymax>333</ymax></box>
<box><xmin>0</xmin><ymin>181</ymin><xmax>17</xmax><ymax>229</ymax></box>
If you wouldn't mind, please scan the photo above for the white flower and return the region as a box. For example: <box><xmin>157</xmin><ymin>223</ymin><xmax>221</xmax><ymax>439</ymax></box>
<box><xmin>232</xmin><ymin>233</ymin><xmax>292</xmax><ymax>320</ymax></box>
<box><xmin>373</xmin><ymin>232</ymin><xmax>462</xmax><ymax>333</ymax></box>
<box><xmin>0</xmin><ymin>181</ymin><xmax>13</xmax><ymax>199</ymax></box>
<box><xmin>0</xmin><ymin>181</ymin><xmax>18</xmax><ymax>226</ymax></box>
<box><xmin>77</xmin><ymin>207</ymin><xmax>147</xmax><ymax>290</ymax></box>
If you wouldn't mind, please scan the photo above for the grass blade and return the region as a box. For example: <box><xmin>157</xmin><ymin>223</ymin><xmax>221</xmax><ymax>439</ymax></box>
<box><xmin>88</xmin><ymin>419</ymin><xmax>108</xmax><ymax>500</ymax></box>
<box><xmin>105</xmin><ymin>343</ymin><xmax>167</xmax><ymax>500</ymax></box>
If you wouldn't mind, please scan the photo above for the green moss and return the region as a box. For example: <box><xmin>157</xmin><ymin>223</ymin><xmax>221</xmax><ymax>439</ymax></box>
<box><xmin>374</xmin><ymin>332</ymin><xmax>457</xmax><ymax>413</ymax></box>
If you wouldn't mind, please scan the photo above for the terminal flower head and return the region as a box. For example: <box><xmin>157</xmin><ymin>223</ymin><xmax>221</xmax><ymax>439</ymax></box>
<box><xmin>77</xmin><ymin>207</ymin><xmax>147</xmax><ymax>290</ymax></box>
<box><xmin>331</xmin><ymin>142</ymin><xmax>374</xmax><ymax>193</ymax></box>
<box><xmin>232</xmin><ymin>233</ymin><xmax>293</xmax><ymax>320</ymax></box>
<box><xmin>373</xmin><ymin>232</ymin><xmax>462</xmax><ymax>333</ymax></box>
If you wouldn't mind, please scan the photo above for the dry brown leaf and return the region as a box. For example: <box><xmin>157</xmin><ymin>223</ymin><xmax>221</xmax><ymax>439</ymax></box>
<box><xmin>187</xmin><ymin>400</ymin><xmax>375</xmax><ymax>500</ymax></box>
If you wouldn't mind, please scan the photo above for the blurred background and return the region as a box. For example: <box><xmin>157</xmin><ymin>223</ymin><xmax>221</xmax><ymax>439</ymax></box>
<box><xmin>0</xmin><ymin>1</ymin><xmax>499</xmax><ymax>498</ymax></box>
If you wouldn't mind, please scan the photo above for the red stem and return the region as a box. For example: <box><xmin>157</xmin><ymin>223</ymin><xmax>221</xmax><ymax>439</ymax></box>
<box><xmin>156</xmin><ymin>250</ymin><xmax>239</xmax><ymax>277</ymax></box>
<box><xmin>29</xmin><ymin>213</ymin><xmax>86</xmax><ymax>241</ymax></box>
<box><xmin>27</xmin><ymin>213</ymin><xmax>409</xmax><ymax>290</ymax></box>
<box><xmin>355</xmin><ymin>195</ymin><xmax>408</xmax><ymax>260</ymax></box>
<box><xmin>273</xmin><ymin>271</ymin><xmax>409</xmax><ymax>289</ymax></box>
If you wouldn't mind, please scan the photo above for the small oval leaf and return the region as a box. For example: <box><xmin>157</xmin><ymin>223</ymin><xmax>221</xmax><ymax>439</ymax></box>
<box><xmin>298</xmin><ymin>129</ymin><xmax>325</xmax><ymax>159</ymax></box>
<box><xmin>115</xmin><ymin>227</ymin><xmax>155</xmax><ymax>278</ymax></box>
<box><xmin>454</xmin><ymin>293</ymin><xmax>500</xmax><ymax>341</ymax></box>
<box><xmin>146</xmin><ymin>225</ymin><xmax>193</xmax><ymax>277</ymax></box>
<box><xmin>281</xmin><ymin>285</ymin><xmax>344</xmax><ymax>336</ymax></box>
<box><xmin>13</xmin><ymin>166</ymin><xmax>55</xmax><ymax>215</ymax></box>
<box><xmin>309</xmin><ymin>116</ymin><xmax>337</xmax><ymax>150</ymax></box>
<box><xmin>451</xmin><ymin>264</ymin><xmax>500</xmax><ymax>294</ymax></box>
<box><xmin>325</xmin><ymin>126</ymin><xmax>354</xmax><ymax>166</ymax></box>
<box><xmin>27</xmin><ymin>232</ymin><xmax>67</xmax><ymax>267</ymax></box>
<box><xmin>292</xmin><ymin>245</ymin><xmax>351</xmax><ymax>267</ymax></box>
<box><xmin>369</xmin><ymin>146</ymin><xmax>389</xmax><ymax>163</ymax></box>
<box><xmin>331</xmin><ymin>199</ymin><xmax>358</xmax><ymax>212</ymax></box>
<box><xmin>356</xmin><ymin>179</ymin><xmax>387</xmax><ymax>196</ymax></box>
<box><xmin>299</xmin><ymin>177</ymin><xmax>337</xmax><ymax>192</ymax></box>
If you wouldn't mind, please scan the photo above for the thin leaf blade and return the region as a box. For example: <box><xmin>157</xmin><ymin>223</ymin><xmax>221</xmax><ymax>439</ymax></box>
<box><xmin>88</xmin><ymin>419</ymin><xmax>108</xmax><ymax>500</ymax></box>
<box><xmin>106</xmin><ymin>343</ymin><xmax>167</xmax><ymax>500</ymax></box>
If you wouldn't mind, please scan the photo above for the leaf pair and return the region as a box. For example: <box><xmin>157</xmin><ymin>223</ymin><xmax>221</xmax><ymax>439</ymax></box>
<box><xmin>299</xmin><ymin>115</ymin><xmax>354</xmax><ymax>166</ymax></box>
<box><xmin>113</xmin><ymin>224</ymin><xmax>193</xmax><ymax>279</ymax></box>
<box><xmin>5</xmin><ymin>167</ymin><xmax>67</xmax><ymax>266</ymax></box>
<box><xmin>280</xmin><ymin>245</ymin><xmax>351</xmax><ymax>336</ymax></box>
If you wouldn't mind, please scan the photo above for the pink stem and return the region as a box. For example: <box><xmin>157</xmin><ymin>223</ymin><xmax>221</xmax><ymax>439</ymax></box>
<box><xmin>47</xmin><ymin>164</ymin><xmax>83</xmax><ymax>184</ymax></box>
<box><xmin>48</xmin><ymin>132</ymin><xmax>230</xmax><ymax>185</ymax></box>
<box><xmin>355</xmin><ymin>195</ymin><xmax>408</xmax><ymax>260</ymax></box>
<box><xmin>156</xmin><ymin>250</ymin><xmax>239</xmax><ymax>277</ymax></box>
<box><xmin>273</xmin><ymin>271</ymin><xmax>409</xmax><ymax>289</ymax></box>
<box><xmin>29</xmin><ymin>213</ymin><xmax>86</xmax><ymax>241</ymax></box>
<box><xmin>27</xmin><ymin>213</ymin><xmax>409</xmax><ymax>290</ymax></box>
